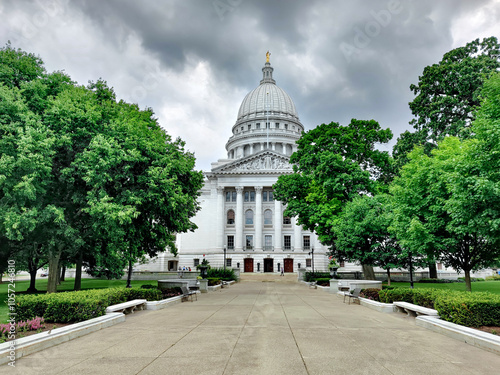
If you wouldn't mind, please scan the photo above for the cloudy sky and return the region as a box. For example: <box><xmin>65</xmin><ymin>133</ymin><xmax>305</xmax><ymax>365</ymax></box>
<box><xmin>0</xmin><ymin>0</ymin><xmax>499</xmax><ymax>170</ymax></box>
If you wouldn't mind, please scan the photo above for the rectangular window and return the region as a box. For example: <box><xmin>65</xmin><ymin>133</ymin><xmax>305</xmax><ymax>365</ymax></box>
<box><xmin>256</xmin><ymin>123</ymin><xmax>260</xmax><ymax>129</ymax></box>
<box><xmin>194</xmin><ymin>258</ymin><xmax>200</xmax><ymax>267</ymax></box>
<box><xmin>226</xmin><ymin>258</ymin><xmax>232</xmax><ymax>267</ymax></box>
<box><xmin>283</xmin><ymin>216</ymin><xmax>291</xmax><ymax>225</ymax></box>
<box><xmin>268</xmin><ymin>191</ymin><xmax>274</xmax><ymax>201</ymax></box>
<box><xmin>263</xmin><ymin>191</ymin><xmax>268</xmax><ymax>201</ymax></box>
<box><xmin>244</xmin><ymin>191</ymin><xmax>249</xmax><ymax>202</ymax></box>
<box><xmin>250</xmin><ymin>191</ymin><xmax>255</xmax><ymax>202</ymax></box>
<box><xmin>248</xmin><ymin>124</ymin><xmax>251</xmax><ymax>130</ymax></box>
<box><xmin>437</xmin><ymin>262</ymin><xmax>442</xmax><ymax>270</ymax></box>
<box><xmin>284</xmin><ymin>235</ymin><xmax>291</xmax><ymax>250</ymax></box>
<box><xmin>275</xmin><ymin>122</ymin><xmax>279</xmax><ymax>128</ymax></box>
<box><xmin>232</xmin><ymin>191</ymin><xmax>236</xmax><ymax>202</ymax></box>
<box><xmin>226</xmin><ymin>192</ymin><xmax>231</xmax><ymax>202</ymax></box>
<box><xmin>241</xmin><ymin>126</ymin><xmax>244</xmax><ymax>132</ymax></box>
<box><xmin>303</xmin><ymin>236</ymin><xmax>310</xmax><ymax>250</ymax></box>
<box><xmin>227</xmin><ymin>236</ymin><xmax>234</xmax><ymax>250</ymax></box>
<box><xmin>306</xmin><ymin>258</ymin><xmax>312</xmax><ymax>267</ymax></box>
<box><xmin>245</xmin><ymin>235</ymin><xmax>254</xmax><ymax>250</ymax></box>
<box><xmin>285</xmin><ymin>124</ymin><xmax>288</xmax><ymax>130</ymax></box>
<box><xmin>264</xmin><ymin>235</ymin><xmax>272</xmax><ymax>250</ymax></box>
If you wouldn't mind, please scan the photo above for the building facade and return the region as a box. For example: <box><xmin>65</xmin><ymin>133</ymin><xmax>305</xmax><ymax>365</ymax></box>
<box><xmin>174</xmin><ymin>57</ymin><xmax>329</xmax><ymax>273</ymax></box>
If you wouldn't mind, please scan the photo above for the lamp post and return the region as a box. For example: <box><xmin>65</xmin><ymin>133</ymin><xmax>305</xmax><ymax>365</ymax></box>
<box><xmin>308</xmin><ymin>247</ymin><xmax>315</xmax><ymax>273</ymax></box>
<box><xmin>223</xmin><ymin>247</ymin><xmax>227</xmax><ymax>271</ymax></box>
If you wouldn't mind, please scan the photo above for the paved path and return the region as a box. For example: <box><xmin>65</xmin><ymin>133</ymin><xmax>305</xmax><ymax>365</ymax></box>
<box><xmin>9</xmin><ymin>275</ymin><xmax>500</xmax><ymax>374</ymax></box>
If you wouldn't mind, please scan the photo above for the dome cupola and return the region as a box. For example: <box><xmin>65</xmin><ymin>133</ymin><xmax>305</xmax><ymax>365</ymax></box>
<box><xmin>226</xmin><ymin>53</ymin><xmax>304</xmax><ymax>160</ymax></box>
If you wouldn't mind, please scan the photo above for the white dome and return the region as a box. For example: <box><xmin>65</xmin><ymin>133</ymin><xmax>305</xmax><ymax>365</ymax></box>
<box><xmin>237</xmin><ymin>82</ymin><xmax>298</xmax><ymax>122</ymax></box>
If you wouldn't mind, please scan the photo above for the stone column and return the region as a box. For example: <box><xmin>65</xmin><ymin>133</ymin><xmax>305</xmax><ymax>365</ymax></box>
<box><xmin>254</xmin><ymin>186</ymin><xmax>263</xmax><ymax>251</ymax></box>
<box><xmin>235</xmin><ymin>186</ymin><xmax>244</xmax><ymax>251</ymax></box>
<box><xmin>274</xmin><ymin>199</ymin><xmax>282</xmax><ymax>251</ymax></box>
<box><xmin>272</xmin><ymin>142</ymin><xmax>276</xmax><ymax>151</ymax></box>
<box><xmin>250</xmin><ymin>143</ymin><xmax>254</xmax><ymax>154</ymax></box>
<box><xmin>216</xmin><ymin>186</ymin><xmax>224</xmax><ymax>251</ymax></box>
<box><xmin>293</xmin><ymin>216</ymin><xmax>302</xmax><ymax>252</ymax></box>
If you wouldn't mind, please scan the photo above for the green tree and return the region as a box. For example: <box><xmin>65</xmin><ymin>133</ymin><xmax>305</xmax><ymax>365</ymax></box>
<box><xmin>273</xmin><ymin>119</ymin><xmax>393</xmax><ymax>279</ymax></box>
<box><xmin>335</xmin><ymin>194</ymin><xmax>414</xmax><ymax>285</ymax></box>
<box><xmin>409</xmin><ymin>36</ymin><xmax>500</xmax><ymax>142</ymax></box>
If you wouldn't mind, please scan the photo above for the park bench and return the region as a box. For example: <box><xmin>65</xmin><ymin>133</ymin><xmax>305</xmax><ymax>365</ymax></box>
<box><xmin>181</xmin><ymin>286</ymin><xmax>198</xmax><ymax>302</ymax></box>
<box><xmin>343</xmin><ymin>288</ymin><xmax>361</xmax><ymax>304</ymax></box>
<box><xmin>105</xmin><ymin>299</ymin><xmax>147</xmax><ymax>314</ymax></box>
<box><xmin>393</xmin><ymin>301</ymin><xmax>439</xmax><ymax>317</ymax></box>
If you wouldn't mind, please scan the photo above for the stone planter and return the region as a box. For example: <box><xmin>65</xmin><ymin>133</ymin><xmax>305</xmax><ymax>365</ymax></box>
<box><xmin>199</xmin><ymin>279</ymin><xmax>208</xmax><ymax>293</ymax></box>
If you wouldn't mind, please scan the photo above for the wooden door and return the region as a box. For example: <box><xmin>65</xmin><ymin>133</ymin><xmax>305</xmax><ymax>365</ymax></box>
<box><xmin>264</xmin><ymin>258</ymin><xmax>273</xmax><ymax>273</ymax></box>
<box><xmin>284</xmin><ymin>258</ymin><xmax>293</xmax><ymax>273</ymax></box>
<box><xmin>244</xmin><ymin>258</ymin><xmax>254</xmax><ymax>273</ymax></box>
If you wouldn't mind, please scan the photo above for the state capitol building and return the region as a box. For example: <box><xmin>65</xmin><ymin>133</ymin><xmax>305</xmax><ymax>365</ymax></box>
<box><xmin>170</xmin><ymin>55</ymin><xmax>329</xmax><ymax>273</ymax></box>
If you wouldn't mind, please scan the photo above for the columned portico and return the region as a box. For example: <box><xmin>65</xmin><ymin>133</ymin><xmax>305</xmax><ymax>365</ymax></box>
<box><xmin>235</xmin><ymin>186</ymin><xmax>244</xmax><ymax>251</ymax></box>
<box><xmin>293</xmin><ymin>216</ymin><xmax>302</xmax><ymax>251</ymax></box>
<box><xmin>254</xmin><ymin>186</ymin><xmax>263</xmax><ymax>251</ymax></box>
<box><xmin>216</xmin><ymin>186</ymin><xmax>224</xmax><ymax>250</ymax></box>
<box><xmin>274</xmin><ymin>199</ymin><xmax>282</xmax><ymax>251</ymax></box>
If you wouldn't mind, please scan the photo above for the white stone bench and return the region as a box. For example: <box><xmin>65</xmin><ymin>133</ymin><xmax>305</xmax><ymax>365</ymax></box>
<box><xmin>393</xmin><ymin>301</ymin><xmax>439</xmax><ymax>317</ymax></box>
<box><xmin>105</xmin><ymin>299</ymin><xmax>147</xmax><ymax>314</ymax></box>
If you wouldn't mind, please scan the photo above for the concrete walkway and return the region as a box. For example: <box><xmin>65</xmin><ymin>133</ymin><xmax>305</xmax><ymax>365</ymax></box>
<box><xmin>9</xmin><ymin>274</ymin><xmax>500</xmax><ymax>374</ymax></box>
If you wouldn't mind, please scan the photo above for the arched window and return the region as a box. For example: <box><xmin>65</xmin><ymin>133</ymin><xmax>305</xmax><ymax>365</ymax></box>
<box><xmin>245</xmin><ymin>210</ymin><xmax>254</xmax><ymax>225</ymax></box>
<box><xmin>227</xmin><ymin>210</ymin><xmax>235</xmax><ymax>225</ymax></box>
<box><xmin>264</xmin><ymin>210</ymin><xmax>272</xmax><ymax>225</ymax></box>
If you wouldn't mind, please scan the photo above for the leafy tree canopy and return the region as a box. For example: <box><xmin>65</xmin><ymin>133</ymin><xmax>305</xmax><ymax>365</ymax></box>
<box><xmin>274</xmin><ymin>119</ymin><xmax>393</xmax><ymax>247</ymax></box>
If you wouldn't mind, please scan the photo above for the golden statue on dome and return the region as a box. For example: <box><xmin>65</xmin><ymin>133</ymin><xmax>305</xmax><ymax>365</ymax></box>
<box><xmin>266</xmin><ymin>51</ymin><xmax>271</xmax><ymax>63</ymax></box>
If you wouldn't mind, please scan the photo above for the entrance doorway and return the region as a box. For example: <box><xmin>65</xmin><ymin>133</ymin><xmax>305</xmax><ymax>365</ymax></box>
<box><xmin>264</xmin><ymin>258</ymin><xmax>274</xmax><ymax>273</ymax></box>
<box><xmin>244</xmin><ymin>258</ymin><xmax>254</xmax><ymax>272</ymax></box>
<box><xmin>284</xmin><ymin>258</ymin><xmax>293</xmax><ymax>273</ymax></box>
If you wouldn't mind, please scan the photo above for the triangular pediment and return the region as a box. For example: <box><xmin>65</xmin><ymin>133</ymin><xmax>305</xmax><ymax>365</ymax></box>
<box><xmin>211</xmin><ymin>151</ymin><xmax>293</xmax><ymax>174</ymax></box>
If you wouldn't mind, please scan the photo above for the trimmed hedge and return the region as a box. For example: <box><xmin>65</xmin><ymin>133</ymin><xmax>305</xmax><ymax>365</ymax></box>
<box><xmin>377</xmin><ymin>287</ymin><xmax>500</xmax><ymax>327</ymax></box>
<box><xmin>206</xmin><ymin>267</ymin><xmax>237</xmax><ymax>281</ymax></box>
<box><xmin>305</xmin><ymin>272</ymin><xmax>331</xmax><ymax>282</ymax></box>
<box><xmin>434</xmin><ymin>292</ymin><xmax>500</xmax><ymax>327</ymax></box>
<box><xmin>486</xmin><ymin>275</ymin><xmax>500</xmax><ymax>281</ymax></box>
<box><xmin>16</xmin><ymin>287</ymin><xmax>162</xmax><ymax>323</ymax></box>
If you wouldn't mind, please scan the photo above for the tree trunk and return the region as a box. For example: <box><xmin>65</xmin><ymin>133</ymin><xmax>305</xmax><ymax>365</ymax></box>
<box><xmin>126</xmin><ymin>259</ymin><xmax>133</xmax><ymax>288</ymax></box>
<box><xmin>60</xmin><ymin>264</ymin><xmax>66</xmax><ymax>282</ymax></box>
<box><xmin>361</xmin><ymin>264</ymin><xmax>376</xmax><ymax>280</ymax></box>
<box><xmin>386</xmin><ymin>268</ymin><xmax>391</xmax><ymax>286</ymax></box>
<box><xmin>464</xmin><ymin>269</ymin><xmax>472</xmax><ymax>292</ymax></box>
<box><xmin>428</xmin><ymin>261</ymin><xmax>437</xmax><ymax>279</ymax></box>
<box><xmin>56</xmin><ymin>261</ymin><xmax>61</xmax><ymax>285</ymax></box>
<box><xmin>74</xmin><ymin>252</ymin><xmax>83</xmax><ymax>291</ymax></box>
<box><xmin>47</xmin><ymin>249</ymin><xmax>62</xmax><ymax>293</ymax></box>
<box><xmin>27</xmin><ymin>268</ymin><xmax>38</xmax><ymax>293</ymax></box>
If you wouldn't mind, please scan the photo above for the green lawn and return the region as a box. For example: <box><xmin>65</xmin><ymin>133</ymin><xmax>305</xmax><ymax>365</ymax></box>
<box><xmin>0</xmin><ymin>278</ymin><xmax>156</xmax><ymax>323</ymax></box>
<box><xmin>385</xmin><ymin>281</ymin><xmax>500</xmax><ymax>294</ymax></box>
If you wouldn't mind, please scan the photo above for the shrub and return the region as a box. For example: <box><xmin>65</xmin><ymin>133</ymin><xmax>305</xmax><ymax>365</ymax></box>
<box><xmin>457</xmin><ymin>277</ymin><xmax>485</xmax><ymax>282</ymax></box>
<box><xmin>314</xmin><ymin>278</ymin><xmax>331</xmax><ymax>286</ymax></box>
<box><xmin>15</xmin><ymin>287</ymin><xmax>162</xmax><ymax>323</ymax></box>
<box><xmin>140</xmin><ymin>284</ymin><xmax>157</xmax><ymax>289</ymax></box>
<box><xmin>378</xmin><ymin>288</ymin><xmax>414</xmax><ymax>303</ymax></box>
<box><xmin>359</xmin><ymin>288</ymin><xmax>380</xmax><ymax>301</ymax></box>
<box><xmin>434</xmin><ymin>292</ymin><xmax>500</xmax><ymax>327</ymax></box>
<box><xmin>160</xmin><ymin>287</ymin><xmax>182</xmax><ymax>299</ymax></box>
<box><xmin>304</xmin><ymin>272</ymin><xmax>331</xmax><ymax>282</ymax></box>
<box><xmin>486</xmin><ymin>275</ymin><xmax>500</xmax><ymax>281</ymax></box>
<box><xmin>207</xmin><ymin>277</ymin><xmax>221</xmax><ymax>286</ymax></box>
<box><xmin>207</xmin><ymin>267</ymin><xmax>237</xmax><ymax>281</ymax></box>
<box><xmin>418</xmin><ymin>278</ymin><xmax>455</xmax><ymax>283</ymax></box>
